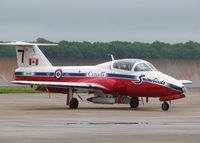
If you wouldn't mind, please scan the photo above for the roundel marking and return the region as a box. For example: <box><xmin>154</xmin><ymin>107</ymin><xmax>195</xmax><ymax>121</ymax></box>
<box><xmin>54</xmin><ymin>69</ymin><xmax>63</xmax><ymax>80</ymax></box>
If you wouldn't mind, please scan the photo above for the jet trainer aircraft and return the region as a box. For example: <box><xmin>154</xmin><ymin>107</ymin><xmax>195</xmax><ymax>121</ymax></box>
<box><xmin>0</xmin><ymin>41</ymin><xmax>192</xmax><ymax>111</ymax></box>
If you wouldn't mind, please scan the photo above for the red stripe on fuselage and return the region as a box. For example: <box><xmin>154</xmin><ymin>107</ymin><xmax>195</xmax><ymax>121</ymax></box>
<box><xmin>15</xmin><ymin>75</ymin><xmax>181</xmax><ymax>97</ymax></box>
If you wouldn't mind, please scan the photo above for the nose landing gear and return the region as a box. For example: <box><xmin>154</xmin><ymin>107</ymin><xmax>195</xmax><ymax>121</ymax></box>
<box><xmin>162</xmin><ymin>101</ymin><xmax>169</xmax><ymax>111</ymax></box>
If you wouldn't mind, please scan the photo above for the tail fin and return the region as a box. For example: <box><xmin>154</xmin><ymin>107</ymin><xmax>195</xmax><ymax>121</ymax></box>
<box><xmin>0</xmin><ymin>41</ymin><xmax>57</xmax><ymax>68</ymax></box>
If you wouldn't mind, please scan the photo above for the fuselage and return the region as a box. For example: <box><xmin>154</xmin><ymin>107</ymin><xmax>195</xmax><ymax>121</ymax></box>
<box><xmin>15</xmin><ymin>59</ymin><xmax>185</xmax><ymax>98</ymax></box>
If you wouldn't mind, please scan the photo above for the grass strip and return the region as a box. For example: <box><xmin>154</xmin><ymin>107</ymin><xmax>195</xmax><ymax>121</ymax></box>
<box><xmin>0</xmin><ymin>86</ymin><xmax>89</xmax><ymax>94</ymax></box>
<box><xmin>0</xmin><ymin>86</ymin><xmax>42</xmax><ymax>94</ymax></box>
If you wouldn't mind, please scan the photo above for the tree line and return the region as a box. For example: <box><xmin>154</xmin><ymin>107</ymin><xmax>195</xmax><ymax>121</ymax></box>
<box><xmin>0</xmin><ymin>38</ymin><xmax>200</xmax><ymax>59</ymax></box>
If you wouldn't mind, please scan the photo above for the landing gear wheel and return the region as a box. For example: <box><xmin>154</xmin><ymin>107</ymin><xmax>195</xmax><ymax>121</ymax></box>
<box><xmin>130</xmin><ymin>97</ymin><xmax>139</xmax><ymax>109</ymax></box>
<box><xmin>162</xmin><ymin>102</ymin><xmax>169</xmax><ymax>111</ymax></box>
<box><xmin>69</xmin><ymin>98</ymin><xmax>79</xmax><ymax>109</ymax></box>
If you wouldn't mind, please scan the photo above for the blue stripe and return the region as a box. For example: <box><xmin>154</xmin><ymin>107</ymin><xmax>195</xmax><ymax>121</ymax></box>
<box><xmin>63</xmin><ymin>73</ymin><xmax>86</xmax><ymax>77</ymax></box>
<box><xmin>107</xmin><ymin>73</ymin><xmax>137</xmax><ymax>79</ymax></box>
<box><xmin>34</xmin><ymin>72</ymin><xmax>54</xmax><ymax>76</ymax></box>
<box><xmin>16</xmin><ymin>71</ymin><xmax>138</xmax><ymax>80</ymax></box>
<box><xmin>15</xmin><ymin>72</ymin><xmax>23</xmax><ymax>76</ymax></box>
<box><xmin>167</xmin><ymin>83</ymin><xmax>182</xmax><ymax>92</ymax></box>
<box><xmin>34</xmin><ymin>72</ymin><xmax>86</xmax><ymax>77</ymax></box>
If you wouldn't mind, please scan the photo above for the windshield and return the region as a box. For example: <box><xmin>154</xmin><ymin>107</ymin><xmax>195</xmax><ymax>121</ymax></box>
<box><xmin>134</xmin><ymin>63</ymin><xmax>152</xmax><ymax>71</ymax></box>
<box><xmin>146</xmin><ymin>62</ymin><xmax>157</xmax><ymax>71</ymax></box>
<box><xmin>113</xmin><ymin>60</ymin><xmax>136</xmax><ymax>71</ymax></box>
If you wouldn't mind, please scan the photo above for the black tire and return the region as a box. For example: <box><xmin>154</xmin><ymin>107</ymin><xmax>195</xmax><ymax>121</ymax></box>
<box><xmin>130</xmin><ymin>97</ymin><xmax>139</xmax><ymax>109</ymax></box>
<box><xmin>162</xmin><ymin>102</ymin><xmax>169</xmax><ymax>111</ymax></box>
<box><xmin>69</xmin><ymin>98</ymin><xmax>79</xmax><ymax>109</ymax></box>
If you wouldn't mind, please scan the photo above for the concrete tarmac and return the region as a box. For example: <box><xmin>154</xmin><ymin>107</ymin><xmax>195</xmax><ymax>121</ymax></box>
<box><xmin>0</xmin><ymin>89</ymin><xmax>200</xmax><ymax>143</ymax></box>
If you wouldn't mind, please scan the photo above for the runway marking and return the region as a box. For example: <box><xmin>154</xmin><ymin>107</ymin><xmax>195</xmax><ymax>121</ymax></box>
<box><xmin>66</xmin><ymin>122</ymin><xmax>149</xmax><ymax>125</ymax></box>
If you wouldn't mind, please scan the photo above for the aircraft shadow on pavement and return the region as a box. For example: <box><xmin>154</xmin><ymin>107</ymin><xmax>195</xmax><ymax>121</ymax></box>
<box><xmin>20</xmin><ymin>106</ymin><xmax>161</xmax><ymax>112</ymax></box>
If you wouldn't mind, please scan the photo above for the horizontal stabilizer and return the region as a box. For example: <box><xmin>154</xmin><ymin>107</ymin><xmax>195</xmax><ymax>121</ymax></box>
<box><xmin>0</xmin><ymin>41</ymin><xmax>58</xmax><ymax>47</ymax></box>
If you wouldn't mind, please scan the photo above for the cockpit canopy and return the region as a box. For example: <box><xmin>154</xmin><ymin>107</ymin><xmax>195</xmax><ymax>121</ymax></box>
<box><xmin>112</xmin><ymin>59</ymin><xmax>157</xmax><ymax>72</ymax></box>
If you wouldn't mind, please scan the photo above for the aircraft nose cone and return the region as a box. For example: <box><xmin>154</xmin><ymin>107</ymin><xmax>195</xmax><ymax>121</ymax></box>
<box><xmin>181</xmin><ymin>85</ymin><xmax>187</xmax><ymax>93</ymax></box>
<box><xmin>157</xmin><ymin>72</ymin><xmax>184</xmax><ymax>93</ymax></box>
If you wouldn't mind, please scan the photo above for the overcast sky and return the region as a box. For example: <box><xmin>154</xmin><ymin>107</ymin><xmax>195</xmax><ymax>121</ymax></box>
<box><xmin>0</xmin><ymin>0</ymin><xmax>200</xmax><ymax>43</ymax></box>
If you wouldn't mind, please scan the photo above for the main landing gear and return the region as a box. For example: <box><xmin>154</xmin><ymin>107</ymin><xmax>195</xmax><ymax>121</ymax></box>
<box><xmin>162</xmin><ymin>101</ymin><xmax>169</xmax><ymax>111</ymax></box>
<box><xmin>130</xmin><ymin>97</ymin><xmax>139</xmax><ymax>109</ymax></box>
<box><xmin>69</xmin><ymin>98</ymin><xmax>79</xmax><ymax>109</ymax></box>
<box><xmin>66</xmin><ymin>88</ymin><xmax>79</xmax><ymax>109</ymax></box>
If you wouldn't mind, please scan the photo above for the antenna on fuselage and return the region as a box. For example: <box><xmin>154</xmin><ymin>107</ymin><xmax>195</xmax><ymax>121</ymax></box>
<box><xmin>110</xmin><ymin>54</ymin><xmax>115</xmax><ymax>61</ymax></box>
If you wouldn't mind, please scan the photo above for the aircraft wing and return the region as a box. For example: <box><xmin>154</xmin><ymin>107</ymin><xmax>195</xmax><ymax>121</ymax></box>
<box><xmin>11</xmin><ymin>80</ymin><xmax>109</xmax><ymax>91</ymax></box>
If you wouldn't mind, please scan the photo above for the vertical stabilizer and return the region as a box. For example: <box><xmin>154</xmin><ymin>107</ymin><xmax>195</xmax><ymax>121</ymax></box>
<box><xmin>0</xmin><ymin>41</ymin><xmax>57</xmax><ymax>68</ymax></box>
<box><xmin>16</xmin><ymin>44</ymin><xmax>52</xmax><ymax>67</ymax></box>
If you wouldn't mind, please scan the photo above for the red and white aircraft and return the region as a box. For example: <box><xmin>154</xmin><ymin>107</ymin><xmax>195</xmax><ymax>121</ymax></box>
<box><xmin>1</xmin><ymin>41</ymin><xmax>192</xmax><ymax>111</ymax></box>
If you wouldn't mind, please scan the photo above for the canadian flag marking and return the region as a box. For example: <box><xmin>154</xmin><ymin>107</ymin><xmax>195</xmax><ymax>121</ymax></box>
<box><xmin>29</xmin><ymin>58</ymin><xmax>38</xmax><ymax>65</ymax></box>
